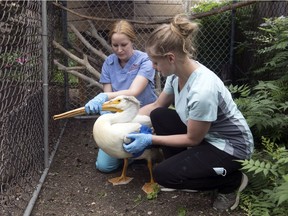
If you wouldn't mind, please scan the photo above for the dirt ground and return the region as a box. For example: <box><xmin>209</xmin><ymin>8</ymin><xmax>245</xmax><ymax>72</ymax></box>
<box><xmin>31</xmin><ymin>118</ymin><xmax>245</xmax><ymax>216</ymax></box>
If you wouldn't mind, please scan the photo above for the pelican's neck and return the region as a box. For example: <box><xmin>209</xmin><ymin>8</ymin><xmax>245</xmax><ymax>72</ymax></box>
<box><xmin>109</xmin><ymin>105</ymin><xmax>138</xmax><ymax>124</ymax></box>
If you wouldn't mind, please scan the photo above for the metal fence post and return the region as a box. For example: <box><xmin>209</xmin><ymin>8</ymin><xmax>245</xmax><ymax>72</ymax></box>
<box><xmin>42</xmin><ymin>0</ymin><xmax>49</xmax><ymax>169</ymax></box>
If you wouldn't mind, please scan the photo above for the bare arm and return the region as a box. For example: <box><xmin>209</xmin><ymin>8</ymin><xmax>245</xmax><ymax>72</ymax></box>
<box><xmin>103</xmin><ymin>75</ymin><xmax>149</xmax><ymax>100</ymax></box>
<box><xmin>103</xmin><ymin>83</ymin><xmax>112</xmax><ymax>92</ymax></box>
<box><xmin>152</xmin><ymin>119</ymin><xmax>211</xmax><ymax>147</ymax></box>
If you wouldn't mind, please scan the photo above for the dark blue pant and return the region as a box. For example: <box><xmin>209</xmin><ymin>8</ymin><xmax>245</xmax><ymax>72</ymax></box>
<box><xmin>150</xmin><ymin>107</ymin><xmax>242</xmax><ymax>193</ymax></box>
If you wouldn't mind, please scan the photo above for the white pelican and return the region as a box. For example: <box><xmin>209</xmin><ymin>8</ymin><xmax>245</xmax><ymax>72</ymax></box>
<box><xmin>52</xmin><ymin>95</ymin><xmax>162</xmax><ymax>194</ymax></box>
<box><xmin>95</xmin><ymin>95</ymin><xmax>162</xmax><ymax>194</ymax></box>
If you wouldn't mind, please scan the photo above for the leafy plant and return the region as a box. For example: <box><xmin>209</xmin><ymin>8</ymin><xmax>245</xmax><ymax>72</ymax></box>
<box><xmin>52</xmin><ymin>69</ymin><xmax>79</xmax><ymax>86</ymax></box>
<box><xmin>252</xmin><ymin>17</ymin><xmax>288</xmax><ymax>80</ymax></box>
<box><xmin>191</xmin><ymin>0</ymin><xmax>230</xmax><ymax>13</ymax></box>
<box><xmin>228</xmin><ymin>82</ymin><xmax>288</xmax><ymax>146</ymax></box>
<box><xmin>237</xmin><ymin>16</ymin><xmax>288</xmax><ymax>82</ymax></box>
<box><xmin>239</xmin><ymin>137</ymin><xmax>288</xmax><ymax>216</ymax></box>
<box><xmin>177</xmin><ymin>206</ymin><xmax>187</xmax><ymax>216</ymax></box>
<box><xmin>146</xmin><ymin>184</ymin><xmax>160</xmax><ymax>200</ymax></box>
<box><xmin>230</xmin><ymin>16</ymin><xmax>288</xmax><ymax>215</ymax></box>
<box><xmin>229</xmin><ymin>16</ymin><xmax>288</xmax><ymax>146</ymax></box>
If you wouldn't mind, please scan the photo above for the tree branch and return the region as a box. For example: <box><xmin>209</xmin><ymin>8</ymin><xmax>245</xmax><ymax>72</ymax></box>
<box><xmin>54</xmin><ymin>59</ymin><xmax>103</xmax><ymax>89</ymax></box>
<box><xmin>53</xmin><ymin>40</ymin><xmax>101</xmax><ymax>79</ymax></box>
<box><xmin>87</xmin><ymin>20</ymin><xmax>113</xmax><ymax>53</ymax></box>
<box><xmin>68</xmin><ymin>42</ymin><xmax>101</xmax><ymax>68</ymax></box>
<box><xmin>68</xmin><ymin>23</ymin><xmax>107</xmax><ymax>61</ymax></box>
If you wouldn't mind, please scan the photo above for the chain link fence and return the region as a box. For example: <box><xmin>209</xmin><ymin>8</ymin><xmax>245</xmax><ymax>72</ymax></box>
<box><xmin>0</xmin><ymin>0</ymin><xmax>287</xmax><ymax>215</ymax></box>
<box><xmin>0</xmin><ymin>1</ymin><xmax>63</xmax><ymax>215</ymax></box>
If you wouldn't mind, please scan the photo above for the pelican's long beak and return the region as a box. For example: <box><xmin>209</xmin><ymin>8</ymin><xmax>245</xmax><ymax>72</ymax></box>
<box><xmin>53</xmin><ymin>100</ymin><xmax>123</xmax><ymax>120</ymax></box>
<box><xmin>101</xmin><ymin>100</ymin><xmax>123</xmax><ymax>113</ymax></box>
<box><xmin>53</xmin><ymin>107</ymin><xmax>86</xmax><ymax>120</ymax></box>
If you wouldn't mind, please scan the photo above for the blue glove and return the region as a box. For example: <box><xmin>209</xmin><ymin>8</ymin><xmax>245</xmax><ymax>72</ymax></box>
<box><xmin>123</xmin><ymin>125</ymin><xmax>152</xmax><ymax>157</ymax></box>
<box><xmin>139</xmin><ymin>125</ymin><xmax>152</xmax><ymax>134</ymax></box>
<box><xmin>85</xmin><ymin>93</ymin><xmax>108</xmax><ymax>114</ymax></box>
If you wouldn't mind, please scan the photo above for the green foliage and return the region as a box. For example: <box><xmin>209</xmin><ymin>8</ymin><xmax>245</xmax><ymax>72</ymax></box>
<box><xmin>0</xmin><ymin>52</ymin><xmax>30</xmax><ymax>80</ymax></box>
<box><xmin>177</xmin><ymin>206</ymin><xmax>187</xmax><ymax>216</ymax></box>
<box><xmin>0</xmin><ymin>52</ymin><xmax>20</xmax><ymax>65</ymax></box>
<box><xmin>146</xmin><ymin>184</ymin><xmax>160</xmax><ymax>200</ymax></box>
<box><xmin>253</xmin><ymin>17</ymin><xmax>288</xmax><ymax>78</ymax></box>
<box><xmin>228</xmin><ymin>16</ymin><xmax>288</xmax><ymax>146</ymax></box>
<box><xmin>52</xmin><ymin>32</ymin><xmax>79</xmax><ymax>86</ymax></box>
<box><xmin>228</xmin><ymin>81</ymin><xmax>288</xmax><ymax>145</ymax></box>
<box><xmin>190</xmin><ymin>0</ymin><xmax>230</xmax><ymax>13</ymax></box>
<box><xmin>231</xmin><ymin>16</ymin><xmax>288</xmax><ymax>215</ymax></box>
<box><xmin>239</xmin><ymin>137</ymin><xmax>288</xmax><ymax>215</ymax></box>
<box><xmin>51</xmin><ymin>59</ymin><xmax>79</xmax><ymax>86</ymax></box>
<box><xmin>134</xmin><ymin>194</ymin><xmax>142</xmax><ymax>204</ymax></box>
<box><xmin>238</xmin><ymin>16</ymin><xmax>288</xmax><ymax>81</ymax></box>
<box><xmin>52</xmin><ymin>69</ymin><xmax>79</xmax><ymax>86</ymax></box>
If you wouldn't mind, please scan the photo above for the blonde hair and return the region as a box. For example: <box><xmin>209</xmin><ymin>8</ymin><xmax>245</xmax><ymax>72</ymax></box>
<box><xmin>109</xmin><ymin>20</ymin><xmax>136</xmax><ymax>43</ymax></box>
<box><xmin>146</xmin><ymin>14</ymin><xmax>199</xmax><ymax>58</ymax></box>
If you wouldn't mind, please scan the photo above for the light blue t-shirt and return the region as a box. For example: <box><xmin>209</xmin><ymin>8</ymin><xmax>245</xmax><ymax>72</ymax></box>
<box><xmin>163</xmin><ymin>62</ymin><xmax>254</xmax><ymax>159</ymax></box>
<box><xmin>100</xmin><ymin>50</ymin><xmax>157</xmax><ymax>107</ymax></box>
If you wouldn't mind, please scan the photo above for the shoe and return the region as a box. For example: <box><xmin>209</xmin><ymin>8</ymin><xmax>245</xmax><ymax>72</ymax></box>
<box><xmin>160</xmin><ymin>186</ymin><xmax>198</xmax><ymax>193</ymax></box>
<box><xmin>160</xmin><ymin>187</ymin><xmax>177</xmax><ymax>192</ymax></box>
<box><xmin>213</xmin><ymin>173</ymin><xmax>248</xmax><ymax>211</ymax></box>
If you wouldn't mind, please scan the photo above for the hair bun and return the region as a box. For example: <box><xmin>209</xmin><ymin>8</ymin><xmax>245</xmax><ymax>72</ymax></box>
<box><xmin>171</xmin><ymin>14</ymin><xmax>199</xmax><ymax>38</ymax></box>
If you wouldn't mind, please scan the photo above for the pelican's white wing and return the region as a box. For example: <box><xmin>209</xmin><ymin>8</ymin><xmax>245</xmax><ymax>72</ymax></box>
<box><xmin>93</xmin><ymin>117</ymin><xmax>142</xmax><ymax>158</ymax></box>
<box><xmin>93</xmin><ymin>96</ymin><xmax>153</xmax><ymax>159</ymax></box>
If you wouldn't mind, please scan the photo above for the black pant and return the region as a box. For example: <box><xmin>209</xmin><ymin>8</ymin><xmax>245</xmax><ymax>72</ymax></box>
<box><xmin>150</xmin><ymin>107</ymin><xmax>242</xmax><ymax>194</ymax></box>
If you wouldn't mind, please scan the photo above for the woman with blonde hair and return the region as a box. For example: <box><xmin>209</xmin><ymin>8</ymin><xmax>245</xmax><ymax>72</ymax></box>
<box><xmin>85</xmin><ymin>20</ymin><xmax>157</xmax><ymax>173</ymax></box>
<box><xmin>123</xmin><ymin>14</ymin><xmax>254</xmax><ymax>211</ymax></box>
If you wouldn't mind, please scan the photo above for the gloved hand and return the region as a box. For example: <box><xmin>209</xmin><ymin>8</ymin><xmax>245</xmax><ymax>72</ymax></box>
<box><xmin>123</xmin><ymin>131</ymin><xmax>152</xmax><ymax>157</ymax></box>
<box><xmin>85</xmin><ymin>93</ymin><xmax>108</xmax><ymax>114</ymax></box>
<box><xmin>123</xmin><ymin>125</ymin><xmax>152</xmax><ymax>144</ymax></box>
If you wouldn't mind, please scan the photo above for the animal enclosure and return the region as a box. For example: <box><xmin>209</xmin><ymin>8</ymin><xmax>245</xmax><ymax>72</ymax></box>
<box><xmin>0</xmin><ymin>1</ymin><xmax>287</xmax><ymax>215</ymax></box>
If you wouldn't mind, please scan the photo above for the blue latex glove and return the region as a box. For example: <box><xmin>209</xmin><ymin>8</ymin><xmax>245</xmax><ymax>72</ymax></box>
<box><xmin>123</xmin><ymin>125</ymin><xmax>152</xmax><ymax>157</ymax></box>
<box><xmin>139</xmin><ymin>125</ymin><xmax>152</xmax><ymax>134</ymax></box>
<box><xmin>85</xmin><ymin>93</ymin><xmax>108</xmax><ymax>114</ymax></box>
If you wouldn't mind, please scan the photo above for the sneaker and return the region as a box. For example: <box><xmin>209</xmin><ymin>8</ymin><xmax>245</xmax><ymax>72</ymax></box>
<box><xmin>160</xmin><ymin>187</ymin><xmax>177</xmax><ymax>192</ymax></box>
<box><xmin>213</xmin><ymin>173</ymin><xmax>248</xmax><ymax>211</ymax></box>
<box><xmin>160</xmin><ymin>186</ymin><xmax>198</xmax><ymax>193</ymax></box>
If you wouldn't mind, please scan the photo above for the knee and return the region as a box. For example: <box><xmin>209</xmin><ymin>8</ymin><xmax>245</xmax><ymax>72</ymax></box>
<box><xmin>96</xmin><ymin>159</ymin><xmax>119</xmax><ymax>173</ymax></box>
<box><xmin>150</xmin><ymin>107</ymin><xmax>165</xmax><ymax>122</ymax></box>
<box><xmin>96</xmin><ymin>149</ymin><xmax>121</xmax><ymax>173</ymax></box>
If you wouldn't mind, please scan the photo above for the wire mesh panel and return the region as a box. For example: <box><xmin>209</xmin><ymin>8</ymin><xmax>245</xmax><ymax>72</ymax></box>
<box><xmin>0</xmin><ymin>1</ymin><xmax>43</xmax><ymax>214</ymax></box>
<box><xmin>194</xmin><ymin>5</ymin><xmax>232</xmax><ymax>83</ymax></box>
<box><xmin>0</xmin><ymin>1</ymin><xmax>62</xmax><ymax>215</ymax></box>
